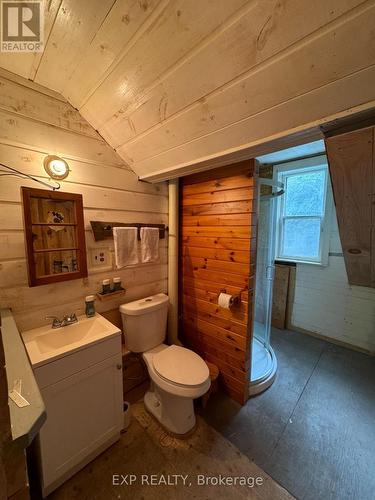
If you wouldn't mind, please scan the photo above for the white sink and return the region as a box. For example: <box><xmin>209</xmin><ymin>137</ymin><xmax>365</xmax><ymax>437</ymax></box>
<box><xmin>22</xmin><ymin>313</ymin><xmax>121</xmax><ymax>367</ymax></box>
<box><xmin>23</xmin><ymin>313</ymin><xmax>123</xmax><ymax>496</ymax></box>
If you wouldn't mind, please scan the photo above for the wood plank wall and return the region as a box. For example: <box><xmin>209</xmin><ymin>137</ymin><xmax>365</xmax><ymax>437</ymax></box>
<box><xmin>179</xmin><ymin>160</ymin><xmax>257</xmax><ymax>404</ymax></box>
<box><xmin>0</xmin><ymin>72</ymin><xmax>168</xmax><ymax>331</ymax></box>
<box><xmin>325</xmin><ymin>125</ymin><xmax>375</xmax><ymax>287</ymax></box>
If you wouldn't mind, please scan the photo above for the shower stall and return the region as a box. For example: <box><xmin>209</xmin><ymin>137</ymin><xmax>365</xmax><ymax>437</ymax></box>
<box><xmin>249</xmin><ymin>178</ymin><xmax>284</xmax><ymax>396</ymax></box>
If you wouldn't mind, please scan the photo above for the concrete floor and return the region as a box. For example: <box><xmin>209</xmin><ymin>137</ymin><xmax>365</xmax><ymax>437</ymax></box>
<box><xmin>48</xmin><ymin>402</ymin><xmax>293</xmax><ymax>500</ymax></box>
<box><xmin>201</xmin><ymin>328</ymin><xmax>375</xmax><ymax>500</ymax></box>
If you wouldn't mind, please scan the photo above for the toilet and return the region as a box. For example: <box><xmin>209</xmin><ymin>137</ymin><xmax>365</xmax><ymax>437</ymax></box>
<box><xmin>120</xmin><ymin>293</ymin><xmax>210</xmax><ymax>435</ymax></box>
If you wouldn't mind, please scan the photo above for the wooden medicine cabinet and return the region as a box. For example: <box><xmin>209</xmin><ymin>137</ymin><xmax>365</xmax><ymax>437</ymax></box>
<box><xmin>21</xmin><ymin>187</ymin><xmax>88</xmax><ymax>287</ymax></box>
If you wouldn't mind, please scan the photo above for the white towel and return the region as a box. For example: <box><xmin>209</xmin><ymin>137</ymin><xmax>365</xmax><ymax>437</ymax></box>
<box><xmin>140</xmin><ymin>227</ymin><xmax>159</xmax><ymax>263</ymax></box>
<box><xmin>113</xmin><ymin>227</ymin><xmax>138</xmax><ymax>268</ymax></box>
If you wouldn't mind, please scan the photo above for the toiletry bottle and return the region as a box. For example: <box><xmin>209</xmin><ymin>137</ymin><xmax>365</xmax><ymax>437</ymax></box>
<box><xmin>85</xmin><ymin>295</ymin><xmax>96</xmax><ymax>317</ymax></box>
<box><xmin>113</xmin><ymin>277</ymin><xmax>122</xmax><ymax>291</ymax></box>
<box><xmin>102</xmin><ymin>279</ymin><xmax>111</xmax><ymax>294</ymax></box>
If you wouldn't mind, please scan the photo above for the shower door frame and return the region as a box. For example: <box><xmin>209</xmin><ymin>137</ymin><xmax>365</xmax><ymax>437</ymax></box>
<box><xmin>249</xmin><ymin>174</ymin><xmax>283</xmax><ymax>396</ymax></box>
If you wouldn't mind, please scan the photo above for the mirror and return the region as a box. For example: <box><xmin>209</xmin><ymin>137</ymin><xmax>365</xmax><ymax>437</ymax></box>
<box><xmin>21</xmin><ymin>187</ymin><xmax>88</xmax><ymax>287</ymax></box>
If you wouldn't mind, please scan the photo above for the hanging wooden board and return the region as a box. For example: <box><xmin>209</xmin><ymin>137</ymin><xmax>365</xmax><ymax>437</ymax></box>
<box><xmin>325</xmin><ymin>126</ymin><xmax>375</xmax><ymax>287</ymax></box>
<box><xmin>271</xmin><ymin>264</ymin><xmax>291</xmax><ymax>330</ymax></box>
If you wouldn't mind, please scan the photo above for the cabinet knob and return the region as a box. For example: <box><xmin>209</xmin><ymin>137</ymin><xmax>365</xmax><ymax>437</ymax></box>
<box><xmin>116</xmin><ymin>363</ymin><xmax>122</xmax><ymax>370</ymax></box>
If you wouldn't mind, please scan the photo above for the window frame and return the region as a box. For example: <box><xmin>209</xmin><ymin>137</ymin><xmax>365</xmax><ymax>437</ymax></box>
<box><xmin>274</xmin><ymin>155</ymin><xmax>333</xmax><ymax>266</ymax></box>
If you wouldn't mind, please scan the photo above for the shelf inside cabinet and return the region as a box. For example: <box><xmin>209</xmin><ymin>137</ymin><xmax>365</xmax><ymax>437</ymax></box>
<box><xmin>33</xmin><ymin>247</ymin><xmax>79</xmax><ymax>253</ymax></box>
<box><xmin>31</xmin><ymin>222</ymin><xmax>77</xmax><ymax>226</ymax></box>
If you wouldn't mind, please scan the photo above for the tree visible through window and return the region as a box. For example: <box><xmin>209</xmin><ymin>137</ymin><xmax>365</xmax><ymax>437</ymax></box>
<box><xmin>275</xmin><ymin>157</ymin><xmax>331</xmax><ymax>264</ymax></box>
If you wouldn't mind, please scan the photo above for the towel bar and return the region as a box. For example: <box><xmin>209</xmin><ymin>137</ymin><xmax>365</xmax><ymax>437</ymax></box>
<box><xmin>90</xmin><ymin>221</ymin><xmax>167</xmax><ymax>242</ymax></box>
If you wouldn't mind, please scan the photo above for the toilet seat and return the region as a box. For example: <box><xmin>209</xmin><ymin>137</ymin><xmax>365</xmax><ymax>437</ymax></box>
<box><xmin>153</xmin><ymin>345</ymin><xmax>209</xmax><ymax>387</ymax></box>
<box><xmin>143</xmin><ymin>344</ymin><xmax>211</xmax><ymax>399</ymax></box>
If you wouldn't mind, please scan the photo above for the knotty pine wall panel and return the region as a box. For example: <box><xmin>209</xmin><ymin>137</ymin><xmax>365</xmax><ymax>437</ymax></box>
<box><xmin>179</xmin><ymin>160</ymin><xmax>256</xmax><ymax>404</ymax></box>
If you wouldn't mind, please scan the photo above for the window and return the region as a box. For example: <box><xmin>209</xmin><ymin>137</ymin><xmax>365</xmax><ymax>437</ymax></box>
<box><xmin>275</xmin><ymin>156</ymin><xmax>332</xmax><ymax>265</ymax></box>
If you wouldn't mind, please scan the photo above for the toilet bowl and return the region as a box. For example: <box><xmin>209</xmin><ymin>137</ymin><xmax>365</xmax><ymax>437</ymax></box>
<box><xmin>120</xmin><ymin>294</ymin><xmax>210</xmax><ymax>435</ymax></box>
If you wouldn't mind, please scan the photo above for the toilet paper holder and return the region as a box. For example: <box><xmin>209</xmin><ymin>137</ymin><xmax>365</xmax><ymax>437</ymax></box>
<box><xmin>229</xmin><ymin>294</ymin><xmax>241</xmax><ymax>307</ymax></box>
<box><xmin>218</xmin><ymin>292</ymin><xmax>241</xmax><ymax>308</ymax></box>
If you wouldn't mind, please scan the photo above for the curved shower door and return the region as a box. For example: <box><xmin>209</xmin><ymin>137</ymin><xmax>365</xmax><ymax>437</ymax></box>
<box><xmin>250</xmin><ymin>182</ymin><xmax>279</xmax><ymax>395</ymax></box>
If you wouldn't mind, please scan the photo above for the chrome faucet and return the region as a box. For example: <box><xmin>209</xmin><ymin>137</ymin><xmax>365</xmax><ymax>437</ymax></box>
<box><xmin>45</xmin><ymin>313</ymin><xmax>78</xmax><ymax>329</ymax></box>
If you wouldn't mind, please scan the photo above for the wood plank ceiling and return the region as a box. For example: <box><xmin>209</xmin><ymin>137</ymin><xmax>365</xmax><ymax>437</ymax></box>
<box><xmin>0</xmin><ymin>0</ymin><xmax>375</xmax><ymax>181</ymax></box>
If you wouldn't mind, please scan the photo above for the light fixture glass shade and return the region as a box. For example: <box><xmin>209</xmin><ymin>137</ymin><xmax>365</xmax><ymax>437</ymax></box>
<box><xmin>43</xmin><ymin>155</ymin><xmax>69</xmax><ymax>180</ymax></box>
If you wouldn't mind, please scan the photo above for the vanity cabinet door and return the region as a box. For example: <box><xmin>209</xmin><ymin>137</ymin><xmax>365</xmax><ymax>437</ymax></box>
<box><xmin>37</xmin><ymin>354</ymin><xmax>123</xmax><ymax>496</ymax></box>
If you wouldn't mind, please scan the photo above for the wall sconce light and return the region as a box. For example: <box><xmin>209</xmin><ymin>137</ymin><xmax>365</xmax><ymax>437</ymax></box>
<box><xmin>43</xmin><ymin>155</ymin><xmax>69</xmax><ymax>180</ymax></box>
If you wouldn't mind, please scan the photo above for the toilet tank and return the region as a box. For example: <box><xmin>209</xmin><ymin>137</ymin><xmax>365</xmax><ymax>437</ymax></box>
<box><xmin>119</xmin><ymin>293</ymin><xmax>169</xmax><ymax>352</ymax></box>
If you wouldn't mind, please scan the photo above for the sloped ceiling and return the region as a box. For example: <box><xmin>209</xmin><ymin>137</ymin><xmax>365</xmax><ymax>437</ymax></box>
<box><xmin>1</xmin><ymin>0</ymin><xmax>375</xmax><ymax>181</ymax></box>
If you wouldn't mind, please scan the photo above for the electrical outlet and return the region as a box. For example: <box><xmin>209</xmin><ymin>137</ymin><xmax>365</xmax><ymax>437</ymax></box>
<box><xmin>89</xmin><ymin>247</ymin><xmax>111</xmax><ymax>268</ymax></box>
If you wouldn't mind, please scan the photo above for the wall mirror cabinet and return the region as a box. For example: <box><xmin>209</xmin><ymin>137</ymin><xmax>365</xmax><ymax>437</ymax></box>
<box><xmin>21</xmin><ymin>187</ymin><xmax>88</xmax><ymax>287</ymax></box>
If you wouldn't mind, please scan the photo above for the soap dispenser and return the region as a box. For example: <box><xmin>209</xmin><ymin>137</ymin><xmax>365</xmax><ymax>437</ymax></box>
<box><xmin>85</xmin><ymin>295</ymin><xmax>96</xmax><ymax>317</ymax></box>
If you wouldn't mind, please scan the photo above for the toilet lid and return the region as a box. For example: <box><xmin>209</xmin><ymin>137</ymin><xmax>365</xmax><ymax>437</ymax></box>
<box><xmin>153</xmin><ymin>345</ymin><xmax>209</xmax><ymax>386</ymax></box>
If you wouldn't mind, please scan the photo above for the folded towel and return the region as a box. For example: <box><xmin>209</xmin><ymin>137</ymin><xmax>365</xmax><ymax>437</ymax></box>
<box><xmin>140</xmin><ymin>227</ymin><xmax>159</xmax><ymax>263</ymax></box>
<box><xmin>113</xmin><ymin>227</ymin><xmax>138</xmax><ymax>268</ymax></box>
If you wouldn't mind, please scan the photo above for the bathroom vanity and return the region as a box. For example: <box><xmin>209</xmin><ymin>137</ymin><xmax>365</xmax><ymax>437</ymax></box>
<box><xmin>22</xmin><ymin>314</ymin><xmax>123</xmax><ymax>497</ymax></box>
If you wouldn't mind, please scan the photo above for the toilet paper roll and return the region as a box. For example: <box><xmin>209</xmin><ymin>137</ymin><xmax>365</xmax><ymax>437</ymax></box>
<box><xmin>218</xmin><ymin>292</ymin><xmax>234</xmax><ymax>309</ymax></box>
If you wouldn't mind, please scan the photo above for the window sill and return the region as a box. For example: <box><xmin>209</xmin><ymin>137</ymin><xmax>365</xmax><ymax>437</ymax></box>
<box><xmin>275</xmin><ymin>257</ymin><xmax>327</xmax><ymax>267</ymax></box>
